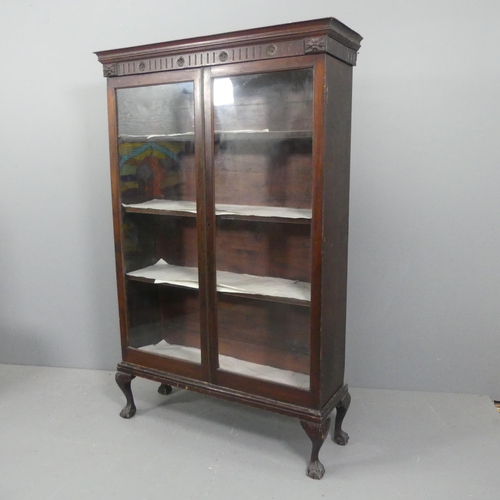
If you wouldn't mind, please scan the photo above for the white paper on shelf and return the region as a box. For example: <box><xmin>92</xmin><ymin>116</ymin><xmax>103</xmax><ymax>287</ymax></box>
<box><xmin>127</xmin><ymin>260</ymin><xmax>199</xmax><ymax>289</ymax></box>
<box><xmin>123</xmin><ymin>199</ymin><xmax>197</xmax><ymax>213</ymax></box>
<box><xmin>123</xmin><ymin>199</ymin><xmax>311</xmax><ymax>219</ymax></box>
<box><xmin>119</xmin><ymin>129</ymin><xmax>313</xmax><ymax>142</ymax></box>
<box><xmin>140</xmin><ymin>340</ymin><xmax>309</xmax><ymax>389</ymax></box>
<box><xmin>119</xmin><ymin>132</ymin><xmax>194</xmax><ymax>141</ymax></box>
<box><xmin>140</xmin><ymin>341</ymin><xmax>202</xmax><ymax>363</ymax></box>
<box><xmin>216</xmin><ymin>203</ymin><xmax>311</xmax><ymax>219</ymax></box>
<box><xmin>126</xmin><ymin>260</ymin><xmax>311</xmax><ymax>302</ymax></box>
<box><xmin>216</xmin><ymin>129</ymin><xmax>269</xmax><ymax>133</ymax></box>
<box><xmin>216</xmin><ymin>269</ymin><xmax>310</xmax><ymax>301</ymax></box>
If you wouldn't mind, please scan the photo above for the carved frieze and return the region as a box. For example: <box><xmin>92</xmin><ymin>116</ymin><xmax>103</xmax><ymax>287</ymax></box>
<box><xmin>110</xmin><ymin>40</ymin><xmax>304</xmax><ymax>77</ymax></box>
<box><xmin>98</xmin><ymin>24</ymin><xmax>360</xmax><ymax>78</ymax></box>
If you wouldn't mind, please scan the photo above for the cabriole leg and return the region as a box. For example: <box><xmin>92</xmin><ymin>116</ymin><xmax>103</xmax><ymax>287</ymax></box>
<box><xmin>115</xmin><ymin>372</ymin><xmax>136</xmax><ymax>419</ymax></box>
<box><xmin>333</xmin><ymin>391</ymin><xmax>351</xmax><ymax>445</ymax></box>
<box><xmin>300</xmin><ymin>418</ymin><xmax>331</xmax><ymax>480</ymax></box>
<box><xmin>158</xmin><ymin>383</ymin><xmax>173</xmax><ymax>395</ymax></box>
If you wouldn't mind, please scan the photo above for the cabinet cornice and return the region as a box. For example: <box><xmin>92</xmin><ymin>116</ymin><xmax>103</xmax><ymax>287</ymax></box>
<box><xmin>96</xmin><ymin>18</ymin><xmax>362</xmax><ymax>77</ymax></box>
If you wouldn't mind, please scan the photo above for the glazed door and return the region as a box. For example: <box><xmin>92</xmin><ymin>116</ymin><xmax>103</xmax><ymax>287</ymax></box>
<box><xmin>204</xmin><ymin>57</ymin><xmax>322</xmax><ymax>401</ymax></box>
<box><xmin>109</xmin><ymin>70</ymin><xmax>207</xmax><ymax>380</ymax></box>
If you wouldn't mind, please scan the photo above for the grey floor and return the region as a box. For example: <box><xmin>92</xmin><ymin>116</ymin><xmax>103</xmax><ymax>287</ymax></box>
<box><xmin>1</xmin><ymin>364</ymin><xmax>499</xmax><ymax>499</ymax></box>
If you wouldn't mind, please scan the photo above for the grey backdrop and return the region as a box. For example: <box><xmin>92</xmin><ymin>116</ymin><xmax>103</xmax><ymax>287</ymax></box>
<box><xmin>1</xmin><ymin>1</ymin><xmax>498</xmax><ymax>399</ymax></box>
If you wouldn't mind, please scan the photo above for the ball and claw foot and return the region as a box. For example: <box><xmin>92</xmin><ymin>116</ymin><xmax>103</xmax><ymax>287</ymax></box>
<box><xmin>115</xmin><ymin>372</ymin><xmax>136</xmax><ymax>419</ymax></box>
<box><xmin>334</xmin><ymin>428</ymin><xmax>349</xmax><ymax>446</ymax></box>
<box><xmin>300</xmin><ymin>418</ymin><xmax>331</xmax><ymax>480</ymax></box>
<box><xmin>120</xmin><ymin>402</ymin><xmax>136</xmax><ymax>419</ymax></box>
<box><xmin>306</xmin><ymin>459</ymin><xmax>326</xmax><ymax>480</ymax></box>
<box><xmin>333</xmin><ymin>390</ymin><xmax>351</xmax><ymax>446</ymax></box>
<box><xmin>158</xmin><ymin>383</ymin><xmax>173</xmax><ymax>395</ymax></box>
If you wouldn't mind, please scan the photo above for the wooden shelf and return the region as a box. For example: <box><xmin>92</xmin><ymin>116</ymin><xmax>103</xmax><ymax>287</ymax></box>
<box><xmin>217</xmin><ymin>130</ymin><xmax>312</xmax><ymax>141</ymax></box>
<box><xmin>119</xmin><ymin>133</ymin><xmax>195</xmax><ymax>143</ymax></box>
<box><xmin>126</xmin><ymin>260</ymin><xmax>310</xmax><ymax>305</ymax></box>
<box><xmin>123</xmin><ymin>199</ymin><xmax>197</xmax><ymax>217</ymax></box>
<box><xmin>139</xmin><ymin>340</ymin><xmax>309</xmax><ymax>389</ymax></box>
<box><xmin>101</xmin><ymin>17</ymin><xmax>362</xmax><ymax>478</ymax></box>
<box><xmin>123</xmin><ymin>199</ymin><xmax>311</xmax><ymax>222</ymax></box>
<box><xmin>118</xmin><ymin>130</ymin><xmax>312</xmax><ymax>143</ymax></box>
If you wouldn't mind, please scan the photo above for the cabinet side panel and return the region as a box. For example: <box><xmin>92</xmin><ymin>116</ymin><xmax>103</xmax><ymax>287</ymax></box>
<box><xmin>107</xmin><ymin>80</ymin><xmax>129</xmax><ymax>359</ymax></box>
<box><xmin>320</xmin><ymin>56</ymin><xmax>353</xmax><ymax>407</ymax></box>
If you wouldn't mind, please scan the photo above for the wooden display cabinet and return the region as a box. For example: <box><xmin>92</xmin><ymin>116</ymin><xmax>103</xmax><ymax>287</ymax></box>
<box><xmin>96</xmin><ymin>18</ymin><xmax>362</xmax><ymax>479</ymax></box>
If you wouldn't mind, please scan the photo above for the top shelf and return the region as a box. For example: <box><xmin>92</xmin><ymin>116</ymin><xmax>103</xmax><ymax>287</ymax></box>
<box><xmin>118</xmin><ymin>130</ymin><xmax>312</xmax><ymax>143</ymax></box>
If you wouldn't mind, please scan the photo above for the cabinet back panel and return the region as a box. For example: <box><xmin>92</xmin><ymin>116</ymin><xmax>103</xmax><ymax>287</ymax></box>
<box><xmin>147</xmin><ymin>292</ymin><xmax>310</xmax><ymax>374</ymax></box>
<box><xmin>159</xmin><ymin>287</ymin><xmax>201</xmax><ymax>350</ymax></box>
<box><xmin>217</xmin><ymin>296</ymin><xmax>310</xmax><ymax>374</ymax></box>
<box><xmin>126</xmin><ymin>280</ymin><xmax>162</xmax><ymax>348</ymax></box>
<box><xmin>123</xmin><ymin>213</ymin><xmax>198</xmax><ymax>272</ymax></box>
<box><xmin>215</xmin><ymin>219</ymin><xmax>311</xmax><ymax>281</ymax></box>
<box><xmin>117</xmin><ymin>83</ymin><xmax>195</xmax><ymax>137</ymax></box>
<box><xmin>213</xmin><ymin>70</ymin><xmax>313</xmax><ymax>133</ymax></box>
<box><xmin>120</xmin><ymin>150</ymin><xmax>196</xmax><ymax>205</ymax></box>
<box><xmin>214</xmin><ymin>145</ymin><xmax>312</xmax><ymax>207</ymax></box>
<box><xmin>127</xmin><ymin>283</ymin><xmax>202</xmax><ymax>350</ymax></box>
<box><xmin>213</xmin><ymin>101</ymin><xmax>312</xmax><ymax>132</ymax></box>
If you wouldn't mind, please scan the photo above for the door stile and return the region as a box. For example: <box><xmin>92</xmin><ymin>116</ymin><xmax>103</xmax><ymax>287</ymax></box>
<box><xmin>192</xmin><ymin>69</ymin><xmax>212</xmax><ymax>381</ymax></box>
<box><xmin>202</xmin><ymin>68</ymin><xmax>219</xmax><ymax>383</ymax></box>
<box><xmin>309</xmin><ymin>55</ymin><xmax>326</xmax><ymax>405</ymax></box>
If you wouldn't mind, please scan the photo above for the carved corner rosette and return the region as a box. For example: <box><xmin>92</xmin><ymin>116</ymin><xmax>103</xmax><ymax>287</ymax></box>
<box><xmin>304</xmin><ymin>36</ymin><xmax>327</xmax><ymax>54</ymax></box>
<box><xmin>103</xmin><ymin>63</ymin><xmax>118</xmax><ymax>77</ymax></box>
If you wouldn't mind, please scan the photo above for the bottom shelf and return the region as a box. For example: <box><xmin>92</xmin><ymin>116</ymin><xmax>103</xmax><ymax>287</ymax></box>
<box><xmin>139</xmin><ymin>340</ymin><xmax>310</xmax><ymax>390</ymax></box>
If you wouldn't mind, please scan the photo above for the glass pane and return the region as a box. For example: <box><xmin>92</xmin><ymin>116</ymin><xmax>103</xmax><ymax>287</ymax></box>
<box><xmin>117</xmin><ymin>81</ymin><xmax>201</xmax><ymax>365</ymax></box>
<box><xmin>213</xmin><ymin>69</ymin><xmax>313</xmax><ymax>389</ymax></box>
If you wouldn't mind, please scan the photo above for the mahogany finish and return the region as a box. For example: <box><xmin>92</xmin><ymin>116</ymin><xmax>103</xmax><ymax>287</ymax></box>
<box><xmin>158</xmin><ymin>383</ymin><xmax>173</xmax><ymax>395</ymax></box>
<box><xmin>334</xmin><ymin>391</ymin><xmax>351</xmax><ymax>446</ymax></box>
<box><xmin>97</xmin><ymin>18</ymin><xmax>361</xmax><ymax>479</ymax></box>
<box><xmin>300</xmin><ymin>418</ymin><xmax>331</xmax><ymax>479</ymax></box>
<box><xmin>115</xmin><ymin>372</ymin><xmax>136</xmax><ymax>418</ymax></box>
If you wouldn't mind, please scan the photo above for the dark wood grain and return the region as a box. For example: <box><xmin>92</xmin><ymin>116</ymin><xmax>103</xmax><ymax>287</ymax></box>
<box><xmin>319</xmin><ymin>54</ymin><xmax>353</xmax><ymax>407</ymax></box>
<box><xmin>216</xmin><ymin>219</ymin><xmax>311</xmax><ymax>280</ymax></box>
<box><xmin>100</xmin><ymin>18</ymin><xmax>361</xmax><ymax>480</ymax></box>
<box><xmin>125</xmin><ymin>280</ymin><xmax>162</xmax><ymax>348</ymax></box>
<box><xmin>202</xmin><ymin>66</ymin><xmax>220</xmax><ymax>384</ymax></box>
<box><xmin>158</xmin><ymin>383</ymin><xmax>173</xmax><ymax>395</ymax></box>
<box><xmin>333</xmin><ymin>390</ymin><xmax>350</xmax><ymax>445</ymax></box>
<box><xmin>119</xmin><ymin>154</ymin><xmax>197</xmax><ymax>206</ymax></box>
<box><xmin>214</xmin><ymin>145</ymin><xmax>312</xmax><ymax>208</ymax></box>
<box><xmin>118</xmin><ymin>362</ymin><xmax>348</xmax><ymax>422</ymax></box>
<box><xmin>95</xmin><ymin>18</ymin><xmax>362</xmax><ymax>75</ymax></box>
<box><xmin>217</xmin><ymin>295</ymin><xmax>310</xmax><ymax>373</ymax></box>
<box><xmin>122</xmin><ymin>213</ymin><xmax>198</xmax><ymax>271</ymax></box>
<box><xmin>115</xmin><ymin>371</ymin><xmax>136</xmax><ymax>418</ymax></box>
<box><xmin>215</xmin><ymin>369</ymin><xmax>311</xmax><ymax>407</ymax></box>
<box><xmin>107</xmin><ymin>79</ymin><xmax>129</xmax><ymax>361</ymax></box>
<box><xmin>161</xmin><ymin>328</ymin><xmax>309</xmax><ymax>375</ymax></box>
<box><xmin>118</xmin><ymin>361</ymin><xmax>318</xmax><ymax>419</ymax></box>
<box><xmin>159</xmin><ymin>287</ymin><xmax>201</xmax><ymax>349</ymax></box>
<box><xmin>300</xmin><ymin>418</ymin><xmax>331</xmax><ymax>479</ymax></box>
<box><xmin>308</xmin><ymin>54</ymin><xmax>326</xmax><ymax>403</ymax></box>
<box><xmin>125</xmin><ymin>346</ymin><xmax>203</xmax><ymax>380</ymax></box>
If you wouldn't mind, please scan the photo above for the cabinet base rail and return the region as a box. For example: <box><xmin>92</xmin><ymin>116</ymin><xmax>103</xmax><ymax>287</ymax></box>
<box><xmin>115</xmin><ymin>363</ymin><xmax>350</xmax><ymax>479</ymax></box>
